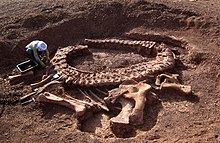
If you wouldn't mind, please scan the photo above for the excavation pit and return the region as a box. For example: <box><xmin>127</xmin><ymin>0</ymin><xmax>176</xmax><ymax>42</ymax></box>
<box><xmin>3</xmin><ymin>1</ymin><xmax>193</xmax><ymax>137</ymax></box>
<box><xmin>2</xmin><ymin>1</ymin><xmax>218</xmax><ymax>142</ymax></box>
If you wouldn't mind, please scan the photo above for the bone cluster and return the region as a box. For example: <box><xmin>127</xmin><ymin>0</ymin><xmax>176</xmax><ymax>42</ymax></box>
<box><xmin>35</xmin><ymin>37</ymin><xmax>192</xmax><ymax>135</ymax></box>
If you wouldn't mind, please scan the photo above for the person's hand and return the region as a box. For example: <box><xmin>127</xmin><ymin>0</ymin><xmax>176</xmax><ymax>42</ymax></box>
<box><xmin>45</xmin><ymin>56</ymin><xmax>51</xmax><ymax>65</ymax></box>
<box><xmin>39</xmin><ymin>61</ymin><xmax>46</xmax><ymax>68</ymax></box>
<box><xmin>46</xmin><ymin>56</ymin><xmax>50</xmax><ymax>61</ymax></box>
<box><xmin>42</xmin><ymin>56</ymin><xmax>50</xmax><ymax>64</ymax></box>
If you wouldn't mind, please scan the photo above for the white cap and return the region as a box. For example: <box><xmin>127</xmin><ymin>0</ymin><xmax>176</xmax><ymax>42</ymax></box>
<box><xmin>36</xmin><ymin>41</ymin><xmax>47</xmax><ymax>51</ymax></box>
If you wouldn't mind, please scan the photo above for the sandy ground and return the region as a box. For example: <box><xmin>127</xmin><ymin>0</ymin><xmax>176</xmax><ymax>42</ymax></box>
<box><xmin>0</xmin><ymin>0</ymin><xmax>220</xmax><ymax>142</ymax></box>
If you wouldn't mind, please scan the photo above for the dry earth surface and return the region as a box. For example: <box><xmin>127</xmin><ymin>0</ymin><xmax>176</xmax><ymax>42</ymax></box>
<box><xmin>0</xmin><ymin>0</ymin><xmax>220</xmax><ymax>142</ymax></box>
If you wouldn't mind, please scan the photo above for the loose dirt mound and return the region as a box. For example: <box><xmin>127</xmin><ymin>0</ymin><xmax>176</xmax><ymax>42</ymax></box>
<box><xmin>0</xmin><ymin>0</ymin><xmax>220</xmax><ymax>143</ymax></box>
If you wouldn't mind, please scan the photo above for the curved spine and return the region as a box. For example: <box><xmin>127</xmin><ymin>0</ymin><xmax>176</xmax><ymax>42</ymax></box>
<box><xmin>51</xmin><ymin>39</ymin><xmax>175</xmax><ymax>87</ymax></box>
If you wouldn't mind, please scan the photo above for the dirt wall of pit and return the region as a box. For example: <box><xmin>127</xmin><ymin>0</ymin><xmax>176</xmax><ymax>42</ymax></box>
<box><xmin>0</xmin><ymin>1</ymin><xmax>200</xmax><ymax>74</ymax></box>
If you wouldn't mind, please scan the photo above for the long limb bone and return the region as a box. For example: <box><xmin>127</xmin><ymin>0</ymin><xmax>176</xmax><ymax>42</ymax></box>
<box><xmin>37</xmin><ymin>92</ymin><xmax>87</xmax><ymax>117</ymax></box>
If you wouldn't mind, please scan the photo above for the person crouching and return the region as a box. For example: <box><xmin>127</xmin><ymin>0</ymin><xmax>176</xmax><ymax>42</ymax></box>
<box><xmin>25</xmin><ymin>40</ymin><xmax>50</xmax><ymax>68</ymax></box>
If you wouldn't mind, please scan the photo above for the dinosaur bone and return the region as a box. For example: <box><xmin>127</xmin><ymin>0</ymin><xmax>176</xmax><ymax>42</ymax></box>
<box><xmin>105</xmin><ymin>80</ymin><xmax>152</xmax><ymax>125</ymax></box>
<box><xmin>51</xmin><ymin>39</ymin><xmax>175</xmax><ymax>87</ymax></box>
<box><xmin>124</xmin><ymin>30</ymin><xmax>187</xmax><ymax>48</ymax></box>
<box><xmin>156</xmin><ymin>73</ymin><xmax>192</xmax><ymax>94</ymax></box>
<box><xmin>37</xmin><ymin>92</ymin><xmax>87</xmax><ymax>117</ymax></box>
<box><xmin>110</xmin><ymin>98</ymin><xmax>135</xmax><ymax>137</ymax></box>
<box><xmin>9</xmin><ymin>70</ymin><xmax>34</xmax><ymax>85</ymax></box>
<box><xmin>30</xmin><ymin>74</ymin><xmax>53</xmax><ymax>89</ymax></box>
<box><xmin>155</xmin><ymin>73</ymin><xmax>179</xmax><ymax>85</ymax></box>
<box><xmin>77</xmin><ymin>87</ymin><xmax>109</xmax><ymax>111</ymax></box>
<box><xmin>20</xmin><ymin>80</ymin><xmax>62</xmax><ymax>102</ymax></box>
<box><xmin>160</xmin><ymin>83</ymin><xmax>192</xmax><ymax>95</ymax></box>
<box><xmin>110</xmin><ymin>98</ymin><xmax>134</xmax><ymax>125</ymax></box>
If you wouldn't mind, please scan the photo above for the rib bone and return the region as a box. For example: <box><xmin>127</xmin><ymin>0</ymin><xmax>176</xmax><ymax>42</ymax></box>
<box><xmin>77</xmin><ymin>87</ymin><xmax>109</xmax><ymax>111</ymax></box>
<box><xmin>30</xmin><ymin>74</ymin><xmax>53</xmax><ymax>89</ymax></box>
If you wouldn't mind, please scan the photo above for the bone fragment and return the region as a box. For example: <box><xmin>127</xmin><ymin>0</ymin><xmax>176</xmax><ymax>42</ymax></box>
<box><xmin>9</xmin><ymin>71</ymin><xmax>34</xmax><ymax>85</ymax></box>
<box><xmin>123</xmin><ymin>82</ymin><xmax>151</xmax><ymax>125</ymax></box>
<box><xmin>37</xmin><ymin>92</ymin><xmax>86</xmax><ymax>117</ymax></box>
<box><xmin>155</xmin><ymin>73</ymin><xmax>192</xmax><ymax>95</ymax></box>
<box><xmin>62</xmin><ymin>94</ymin><xmax>94</xmax><ymax>107</ymax></box>
<box><xmin>155</xmin><ymin>73</ymin><xmax>179</xmax><ymax>86</ymax></box>
<box><xmin>160</xmin><ymin>82</ymin><xmax>192</xmax><ymax>95</ymax></box>
<box><xmin>35</xmin><ymin>80</ymin><xmax>62</xmax><ymax>94</ymax></box>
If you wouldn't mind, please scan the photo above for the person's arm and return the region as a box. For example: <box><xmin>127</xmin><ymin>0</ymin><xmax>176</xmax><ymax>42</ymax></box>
<box><xmin>32</xmin><ymin>46</ymin><xmax>46</xmax><ymax>68</ymax></box>
<box><xmin>32</xmin><ymin>47</ymin><xmax>41</xmax><ymax>63</ymax></box>
<box><xmin>41</xmin><ymin>49</ymin><xmax>50</xmax><ymax>63</ymax></box>
<box><xmin>45</xmin><ymin>49</ymin><xmax>50</xmax><ymax>60</ymax></box>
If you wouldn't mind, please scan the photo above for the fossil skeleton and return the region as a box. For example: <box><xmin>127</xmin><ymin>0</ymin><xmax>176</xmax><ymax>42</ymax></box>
<box><xmin>16</xmin><ymin>33</ymin><xmax>192</xmax><ymax>131</ymax></box>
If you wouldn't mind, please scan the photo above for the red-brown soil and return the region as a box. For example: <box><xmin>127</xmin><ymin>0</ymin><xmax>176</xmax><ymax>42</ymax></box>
<box><xmin>0</xmin><ymin>0</ymin><xmax>220</xmax><ymax>142</ymax></box>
